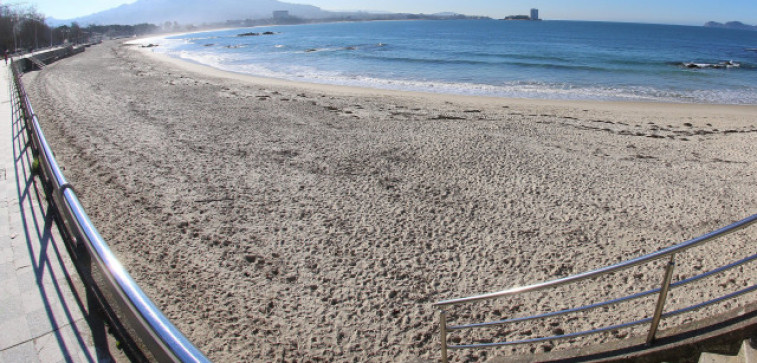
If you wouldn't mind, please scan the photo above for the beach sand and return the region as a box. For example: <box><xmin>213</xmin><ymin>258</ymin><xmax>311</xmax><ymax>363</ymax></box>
<box><xmin>23</xmin><ymin>40</ymin><xmax>757</xmax><ymax>362</ymax></box>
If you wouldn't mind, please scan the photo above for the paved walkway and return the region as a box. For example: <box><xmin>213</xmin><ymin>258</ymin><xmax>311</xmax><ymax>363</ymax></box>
<box><xmin>0</xmin><ymin>64</ymin><xmax>113</xmax><ymax>362</ymax></box>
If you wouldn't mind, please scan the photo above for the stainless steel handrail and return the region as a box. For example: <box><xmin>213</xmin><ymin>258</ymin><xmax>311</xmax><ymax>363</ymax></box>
<box><xmin>435</xmin><ymin>211</ymin><xmax>756</xmax><ymax>361</ymax></box>
<box><xmin>446</xmin><ymin>282</ymin><xmax>757</xmax><ymax>350</ymax></box>
<box><xmin>445</xmin><ymin>252</ymin><xmax>757</xmax><ymax>331</ymax></box>
<box><xmin>11</xmin><ymin>61</ymin><xmax>210</xmax><ymax>363</ymax></box>
<box><xmin>436</xmin><ymin>214</ymin><xmax>757</xmax><ymax>307</ymax></box>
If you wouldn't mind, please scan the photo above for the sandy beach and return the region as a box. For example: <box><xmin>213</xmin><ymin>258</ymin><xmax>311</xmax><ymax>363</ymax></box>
<box><xmin>23</xmin><ymin>40</ymin><xmax>757</xmax><ymax>362</ymax></box>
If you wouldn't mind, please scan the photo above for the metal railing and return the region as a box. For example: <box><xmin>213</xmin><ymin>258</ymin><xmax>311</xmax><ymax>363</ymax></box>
<box><xmin>434</xmin><ymin>214</ymin><xmax>757</xmax><ymax>362</ymax></box>
<box><xmin>10</xmin><ymin>61</ymin><xmax>210</xmax><ymax>363</ymax></box>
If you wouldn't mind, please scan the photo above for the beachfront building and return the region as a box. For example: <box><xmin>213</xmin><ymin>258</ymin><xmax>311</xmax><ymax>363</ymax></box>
<box><xmin>531</xmin><ymin>8</ymin><xmax>539</xmax><ymax>21</ymax></box>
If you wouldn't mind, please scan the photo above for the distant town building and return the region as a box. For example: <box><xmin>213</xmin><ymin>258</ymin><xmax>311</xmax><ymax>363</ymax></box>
<box><xmin>273</xmin><ymin>10</ymin><xmax>290</xmax><ymax>19</ymax></box>
<box><xmin>531</xmin><ymin>8</ymin><xmax>539</xmax><ymax>21</ymax></box>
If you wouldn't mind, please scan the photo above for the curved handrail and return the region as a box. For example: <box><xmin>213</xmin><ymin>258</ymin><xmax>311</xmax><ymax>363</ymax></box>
<box><xmin>434</xmin><ymin>211</ymin><xmax>756</xmax><ymax>363</ymax></box>
<box><xmin>11</xmin><ymin>61</ymin><xmax>210</xmax><ymax>362</ymax></box>
<box><xmin>447</xmin><ymin>283</ymin><xmax>757</xmax><ymax>350</ymax></box>
<box><xmin>445</xmin><ymin>252</ymin><xmax>757</xmax><ymax>331</ymax></box>
<box><xmin>435</xmin><ymin>214</ymin><xmax>757</xmax><ymax>307</ymax></box>
<box><xmin>64</xmin><ymin>187</ymin><xmax>209</xmax><ymax>362</ymax></box>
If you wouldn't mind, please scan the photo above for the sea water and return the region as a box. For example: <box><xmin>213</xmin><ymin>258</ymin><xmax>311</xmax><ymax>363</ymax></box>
<box><xmin>147</xmin><ymin>20</ymin><xmax>757</xmax><ymax>104</ymax></box>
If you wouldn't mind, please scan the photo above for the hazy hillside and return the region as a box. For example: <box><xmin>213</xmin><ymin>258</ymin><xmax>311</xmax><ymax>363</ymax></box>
<box><xmin>50</xmin><ymin>0</ymin><xmax>331</xmax><ymax>26</ymax></box>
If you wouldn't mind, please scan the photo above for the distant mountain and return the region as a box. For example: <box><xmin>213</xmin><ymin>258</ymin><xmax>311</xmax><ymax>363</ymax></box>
<box><xmin>704</xmin><ymin>21</ymin><xmax>757</xmax><ymax>31</ymax></box>
<box><xmin>49</xmin><ymin>0</ymin><xmax>331</xmax><ymax>26</ymax></box>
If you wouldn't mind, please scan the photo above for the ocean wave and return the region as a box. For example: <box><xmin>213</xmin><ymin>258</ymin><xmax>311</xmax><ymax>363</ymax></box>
<box><xmin>162</xmin><ymin>48</ymin><xmax>757</xmax><ymax>104</ymax></box>
<box><xmin>127</xmin><ymin>36</ymin><xmax>186</xmax><ymax>49</ymax></box>
<box><xmin>449</xmin><ymin>50</ymin><xmax>571</xmax><ymax>64</ymax></box>
<box><xmin>187</xmin><ymin>55</ymin><xmax>757</xmax><ymax>104</ymax></box>
<box><xmin>184</xmin><ymin>36</ymin><xmax>221</xmax><ymax>41</ymax></box>
<box><xmin>301</xmin><ymin>43</ymin><xmax>386</xmax><ymax>54</ymax></box>
<box><xmin>151</xmin><ymin>25</ymin><xmax>757</xmax><ymax>105</ymax></box>
<box><xmin>351</xmin><ymin>53</ymin><xmax>630</xmax><ymax>74</ymax></box>
<box><xmin>674</xmin><ymin>60</ymin><xmax>744</xmax><ymax>69</ymax></box>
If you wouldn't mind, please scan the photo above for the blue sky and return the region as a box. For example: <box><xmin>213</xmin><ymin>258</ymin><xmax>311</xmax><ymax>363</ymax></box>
<box><xmin>28</xmin><ymin>0</ymin><xmax>757</xmax><ymax>25</ymax></box>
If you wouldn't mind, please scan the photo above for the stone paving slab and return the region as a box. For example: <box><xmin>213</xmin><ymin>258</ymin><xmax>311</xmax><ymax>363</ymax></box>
<box><xmin>0</xmin><ymin>64</ymin><xmax>114</xmax><ymax>363</ymax></box>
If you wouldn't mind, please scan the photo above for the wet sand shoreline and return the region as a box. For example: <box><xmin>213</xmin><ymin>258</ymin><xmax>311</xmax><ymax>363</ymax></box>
<box><xmin>23</xmin><ymin>40</ymin><xmax>757</xmax><ymax>362</ymax></box>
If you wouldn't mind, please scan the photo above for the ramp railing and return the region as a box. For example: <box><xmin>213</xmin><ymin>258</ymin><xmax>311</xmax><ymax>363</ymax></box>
<box><xmin>434</xmin><ymin>214</ymin><xmax>757</xmax><ymax>362</ymax></box>
<box><xmin>11</xmin><ymin>60</ymin><xmax>210</xmax><ymax>363</ymax></box>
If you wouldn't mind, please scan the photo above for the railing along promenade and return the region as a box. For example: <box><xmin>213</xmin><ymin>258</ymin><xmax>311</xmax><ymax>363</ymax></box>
<box><xmin>11</xmin><ymin>61</ymin><xmax>210</xmax><ymax>362</ymax></box>
<box><xmin>435</xmin><ymin>213</ymin><xmax>757</xmax><ymax>362</ymax></box>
